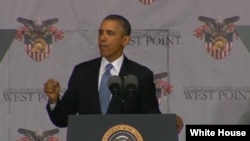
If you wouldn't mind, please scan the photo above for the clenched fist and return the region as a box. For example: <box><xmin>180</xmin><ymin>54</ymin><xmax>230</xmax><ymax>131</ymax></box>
<box><xmin>44</xmin><ymin>78</ymin><xmax>60</xmax><ymax>104</ymax></box>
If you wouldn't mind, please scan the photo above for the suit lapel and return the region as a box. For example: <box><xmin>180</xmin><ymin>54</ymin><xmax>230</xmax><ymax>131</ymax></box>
<box><xmin>118</xmin><ymin>56</ymin><xmax>131</xmax><ymax>77</ymax></box>
<box><xmin>89</xmin><ymin>58</ymin><xmax>102</xmax><ymax>113</ymax></box>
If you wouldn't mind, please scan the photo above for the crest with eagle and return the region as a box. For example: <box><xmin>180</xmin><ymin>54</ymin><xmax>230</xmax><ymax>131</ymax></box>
<box><xmin>17</xmin><ymin>128</ymin><xmax>60</xmax><ymax>141</ymax></box>
<box><xmin>194</xmin><ymin>16</ymin><xmax>240</xmax><ymax>60</ymax></box>
<box><xmin>16</xmin><ymin>17</ymin><xmax>64</xmax><ymax>62</ymax></box>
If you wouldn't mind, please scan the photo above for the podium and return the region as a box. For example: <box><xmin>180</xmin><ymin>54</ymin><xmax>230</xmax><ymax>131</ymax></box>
<box><xmin>67</xmin><ymin>114</ymin><xmax>179</xmax><ymax>141</ymax></box>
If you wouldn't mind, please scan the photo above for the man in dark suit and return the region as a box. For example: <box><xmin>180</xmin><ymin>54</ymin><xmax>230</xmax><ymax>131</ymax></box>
<box><xmin>44</xmin><ymin>14</ymin><xmax>183</xmax><ymax>132</ymax></box>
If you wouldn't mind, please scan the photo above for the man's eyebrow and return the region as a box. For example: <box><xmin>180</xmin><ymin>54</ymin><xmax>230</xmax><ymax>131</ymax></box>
<box><xmin>106</xmin><ymin>29</ymin><xmax>115</xmax><ymax>33</ymax></box>
<box><xmin>98</xmin><ymin>29</ymin><xmax>115</xmax><ymax>34</ymax></box>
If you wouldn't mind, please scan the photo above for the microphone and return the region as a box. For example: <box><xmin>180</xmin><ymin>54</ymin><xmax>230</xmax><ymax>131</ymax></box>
<box><xmin>108</xmin><ymin>75</ymin><xmax>122</xmax><ymax>97</ymax></box>
<box><xmin>123</xmin><ymin>74</ymin><xmax>138</xmax><ymax>97</ymax></box>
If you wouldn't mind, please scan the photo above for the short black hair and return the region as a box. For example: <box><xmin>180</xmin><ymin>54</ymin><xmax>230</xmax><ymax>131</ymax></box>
<box><xmin>103</xmin><ymin>14</ymin><xmax>131</xmax><ymax>36</ymax></box>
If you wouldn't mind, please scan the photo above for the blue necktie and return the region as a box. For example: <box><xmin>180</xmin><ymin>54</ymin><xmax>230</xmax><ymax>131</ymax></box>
<box><xmin>99</xmin><ymin>63</ymin><xmax>113</xmax><ymax>114</ymax></box>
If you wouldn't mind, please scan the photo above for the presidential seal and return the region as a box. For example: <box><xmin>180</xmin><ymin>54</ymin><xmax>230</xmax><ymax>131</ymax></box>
<box><xmin>102</xmin><ymin>124</ymin><xmax>143</xmax><ymax>141</ymax></box>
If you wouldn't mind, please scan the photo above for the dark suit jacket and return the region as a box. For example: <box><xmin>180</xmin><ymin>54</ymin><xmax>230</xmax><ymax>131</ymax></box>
<box><xmin>46</xmin><ymin>56</ymin><xmax>161</xmax><ymax>127</ymax></box>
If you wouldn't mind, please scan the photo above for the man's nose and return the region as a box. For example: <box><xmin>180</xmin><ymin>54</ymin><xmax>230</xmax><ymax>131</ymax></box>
<box><xmin>99</xmin><ymin>34</ymin><xmax>107</xmax><ymax>41</ymax></box>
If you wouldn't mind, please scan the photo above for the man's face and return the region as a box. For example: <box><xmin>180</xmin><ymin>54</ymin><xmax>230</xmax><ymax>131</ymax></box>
<box><xmin>98</xmin><ymin>19</ymin><xmax>130</xmax><ymax>62</ymax></box>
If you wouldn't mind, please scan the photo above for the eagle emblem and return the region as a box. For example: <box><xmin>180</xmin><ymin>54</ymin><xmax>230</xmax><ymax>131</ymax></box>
<box><xmin>16</xmin><ymin>17</ymin><xmax>64</xmax><ymax>62</ymax></box>
<box><xmin>16</xmin><ymin>128</ymin><xmax>60</xmax><ymax>141</ymax></box>
<box><xmin>154</xmin><ymin>72</ymin><xmax>173</xmax><ymax>104</ymax></box>
<box><xmin>194</xmin><ymin>16</ymin><xmax>240</xmax><ymax>60</ymax></box>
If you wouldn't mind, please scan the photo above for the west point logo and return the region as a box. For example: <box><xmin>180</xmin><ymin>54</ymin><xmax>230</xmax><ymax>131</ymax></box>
<box><xmin>129</xmin><ymin>29</ymin><xmax>182</xmax><ymax>47</ymax></box>
<box><xmin>154</xmin><ymin>72</ymin><xmax>173</xmax><ymax>104</ymax></box>
<box><xmin>16</xmin><ymin>128</ymin><xmax>60</xmax><ymax>141</ymax></box>
<box><xmin>184</xmin><ymin>86</ymin><xmax>250</xmax><ymax>100</ymax></box>
<box><xmin>15</xmin><ymin>17</ymin><xmax>64</xmax><ymax>62</ymax></box>
<box><xmin>194</xmin><ymin>16</ymin><xmax>240</xmax><ymax>60</ymax></box>
<box><xmin>2</xmin><ymin>88</ymin><xmax>65</xmax><ymax>102</ymax></box>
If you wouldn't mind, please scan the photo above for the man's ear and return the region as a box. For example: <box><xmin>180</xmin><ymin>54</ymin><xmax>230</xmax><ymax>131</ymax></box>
<box><xmin>122</xmin><ymin>36</ymin><xmax>131</xmax><ymax>46</ymax></box>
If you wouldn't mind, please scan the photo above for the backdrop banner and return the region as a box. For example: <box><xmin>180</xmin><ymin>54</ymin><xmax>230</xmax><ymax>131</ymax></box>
<box><xmin>1</xmin><ymin>0</ymin><xmax>250</xmax><ymax>141</ymax></box>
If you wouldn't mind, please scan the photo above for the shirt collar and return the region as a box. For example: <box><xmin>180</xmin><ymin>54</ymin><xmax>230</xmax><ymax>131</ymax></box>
<box><xmin>101</xmin><ymin>55</ymin><xmax>124</xmax><ymax>74</ymax></box>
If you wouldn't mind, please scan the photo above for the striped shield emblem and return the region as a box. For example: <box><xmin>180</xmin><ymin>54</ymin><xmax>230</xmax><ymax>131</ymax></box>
<box><xmin>16</xmin><ymin>17</ymin><xmax>64</xmax><ymax>62</ymax></box>
<box><xmin>138</xmin><ymin>0</ymin><xmax>156</xmax><ymax>5</ymax></box>
<box><xmin>205</xmin><ymin>34</ymin><xmax>233</xmax><ymax>60</ymax></box>
<box><xmin>194</xmin><ymin>16</ymin><xmax>240</xmax><ymax>60</ymax></box>
<box><xmin>24</xmin><ymin>36</ymin><xmax>52</xmax><ymax>62</ymax></box>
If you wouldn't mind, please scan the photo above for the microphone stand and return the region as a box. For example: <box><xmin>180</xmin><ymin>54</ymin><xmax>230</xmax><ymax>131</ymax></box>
<box><xmin>120</xmin><ymin>87</ymin><xmax>137</xmax><ymax>114</ymax></box>
<box><xmin>120</xmin><ymin>88</ymin><xmax>126</xmax><ymax>114</ymax></box>
<box><xmin>110</xmin><ymin>86</ymin><xmax>126</xmax><ymax>114</ymax></box>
